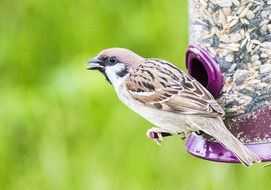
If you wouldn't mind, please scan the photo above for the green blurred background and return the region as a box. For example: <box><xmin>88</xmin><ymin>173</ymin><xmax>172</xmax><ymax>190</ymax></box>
<box><xmin>0</xmin><ymin>0</ymin><xmax>270</xmax><ymax>189</ymax></box>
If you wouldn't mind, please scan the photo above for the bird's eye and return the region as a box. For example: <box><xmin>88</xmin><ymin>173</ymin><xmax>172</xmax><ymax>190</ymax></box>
<box><xmin>109</xmin><ymin>56</ymin><xmax>118</xmax><ymax>64</ymax></box>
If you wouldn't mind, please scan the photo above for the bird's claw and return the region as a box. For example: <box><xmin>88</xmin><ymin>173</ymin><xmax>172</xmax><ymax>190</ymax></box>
<box><xmin>179</xmin><ymin>131</ymin><xmax>187</xmax><ymax>141</ymax></box>
<box><xmin>147</xmin><ymin>130</ymin><xmax>163</xmax><ymax>145</ymax></box>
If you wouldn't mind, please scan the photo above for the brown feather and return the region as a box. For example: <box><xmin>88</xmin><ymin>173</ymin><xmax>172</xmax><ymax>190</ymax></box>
<box><xmin>126</xmin><ymin>58</ymin><xmax>224</xmax><ymax>117</ymax></box>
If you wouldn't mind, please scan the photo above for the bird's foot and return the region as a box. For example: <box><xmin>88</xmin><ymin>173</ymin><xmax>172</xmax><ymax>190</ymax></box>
<box><xmin>179</xmin><ymin>131</ymin><xmax>187</xmax><ymax>141</ymax></box>
<box><xmin>146</xmin><ymin>128</ymin><xmax>172</xmax><ymax>145</ymax></box>
<box><xmin>195</xmin><ymin>130</ymin><xmax>204</xmax><ymax>136</ymax></box>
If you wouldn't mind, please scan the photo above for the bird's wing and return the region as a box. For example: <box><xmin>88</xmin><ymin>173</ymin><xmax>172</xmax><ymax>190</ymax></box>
<box><xmin>125</xmin><ymin>59</ymin><xmax>224</xmax><ymax>117</ymax></box>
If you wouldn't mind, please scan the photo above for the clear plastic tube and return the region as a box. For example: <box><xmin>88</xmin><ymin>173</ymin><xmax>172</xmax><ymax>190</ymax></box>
<box><xmin>189</xmin><ymin>0</ymin><xmax>271</xmax><ymax>117</ymax></box>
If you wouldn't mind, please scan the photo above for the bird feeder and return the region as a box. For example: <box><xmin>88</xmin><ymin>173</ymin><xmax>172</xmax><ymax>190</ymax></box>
<box><xmin>185</xmin><ymin>0</ymin><xmax>271</xmax><ymax>163</ymax></box>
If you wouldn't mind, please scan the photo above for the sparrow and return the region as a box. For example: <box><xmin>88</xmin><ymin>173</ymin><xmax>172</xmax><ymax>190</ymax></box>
<box><xmin>87</xmin><ymin>47</ymin><xmax>261</xmax><ymax>166</ymax></box>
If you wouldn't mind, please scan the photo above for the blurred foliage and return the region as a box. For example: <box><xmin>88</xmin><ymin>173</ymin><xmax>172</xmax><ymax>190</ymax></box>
<box><xmin>0</xmin><ymin>0</ymin><xmax>270</xmax><ymax>190</ymax></box>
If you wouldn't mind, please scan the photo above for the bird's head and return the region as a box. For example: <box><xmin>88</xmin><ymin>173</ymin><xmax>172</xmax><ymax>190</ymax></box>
<box><xmin>87</xmin><ymin>48</ymin><xmax>144</xmax><ymax>85</ymax></box>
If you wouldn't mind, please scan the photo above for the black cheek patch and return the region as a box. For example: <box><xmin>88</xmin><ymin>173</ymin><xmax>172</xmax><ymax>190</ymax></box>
<box><xmin>116</xmin><ymin>68</ymin><xmax>129</xmax><ymax>77</ymax></box>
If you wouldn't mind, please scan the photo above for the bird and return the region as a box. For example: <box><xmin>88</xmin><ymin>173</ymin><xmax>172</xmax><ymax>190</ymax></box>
<box><xmin>86</xmin><ymin>47</ymin><xmax>261</xmax><ymax>166</ymax></box>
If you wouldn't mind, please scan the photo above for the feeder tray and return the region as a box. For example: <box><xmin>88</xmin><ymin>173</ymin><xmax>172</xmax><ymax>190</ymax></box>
<box><xmin>185</xmin><ymin>45</ymin><xmax>271</xmax><ymax>163</ymax></box>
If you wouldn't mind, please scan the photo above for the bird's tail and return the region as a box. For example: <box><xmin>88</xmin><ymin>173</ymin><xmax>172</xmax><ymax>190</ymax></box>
<box><xmin>196</xmin><ymin>117</ymin><xmax>261</xmax><ymax>167</ymax></box>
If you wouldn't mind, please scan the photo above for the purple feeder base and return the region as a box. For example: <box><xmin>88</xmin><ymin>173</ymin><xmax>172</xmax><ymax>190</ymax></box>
<box><xmin>185</xmin><ymin>44</ymin><xmax>271</xmax><ymax>163</ymax></box>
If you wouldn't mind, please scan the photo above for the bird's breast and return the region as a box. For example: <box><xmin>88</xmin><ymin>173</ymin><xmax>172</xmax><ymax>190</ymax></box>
<box><xmin>116</xmin><ymin>84</ymin><xmax>187</xmax><ymax>133</ymax></box>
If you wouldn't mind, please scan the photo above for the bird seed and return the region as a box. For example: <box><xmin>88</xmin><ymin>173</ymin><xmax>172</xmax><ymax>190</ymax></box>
<box><xmin>190</xmin><ymin>0</ymin><xmax>271</xmax><ymax>117</ymax></box>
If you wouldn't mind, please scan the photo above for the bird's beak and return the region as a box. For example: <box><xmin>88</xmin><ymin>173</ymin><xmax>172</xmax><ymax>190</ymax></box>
<box><xmin>86</xmin><ymin>56</ymin><xmax>104</xmax><ymax>70</ymax></box>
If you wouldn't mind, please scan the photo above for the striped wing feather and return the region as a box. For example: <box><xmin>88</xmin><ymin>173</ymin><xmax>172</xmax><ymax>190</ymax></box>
<box><xmin>126</xmin><ymin>59</ymin><xmax>224</xmax><ymax>117</ymax></box>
